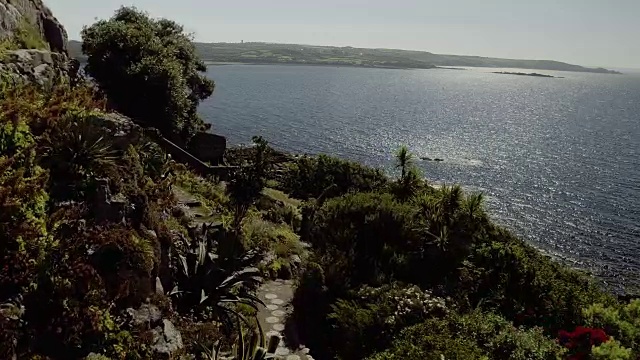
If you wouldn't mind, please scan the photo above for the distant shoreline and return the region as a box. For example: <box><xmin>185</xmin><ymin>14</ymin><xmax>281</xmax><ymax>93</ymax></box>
<box><xmin>68</xmin><ymin>40</ymin><xmax>622</xmax><ymax>75</ymax></box>
<box><xmin>202</xmin><ymin>61</ymin><xmax>435</xmax><ymax>70</ymax></box>
<box><xmin>204</xmin><ymin>62</ymin><xmax>473</xmax><ymax>71</ymax></box>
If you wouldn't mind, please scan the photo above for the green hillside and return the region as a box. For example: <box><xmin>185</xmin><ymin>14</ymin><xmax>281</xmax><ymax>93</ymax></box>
<box><xmin>68</xmin><ymin>40</ymin><xmax>620</xmax><ymax>74</ymax></box>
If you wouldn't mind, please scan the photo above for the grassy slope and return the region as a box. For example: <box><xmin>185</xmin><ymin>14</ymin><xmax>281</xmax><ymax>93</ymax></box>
<box><xmin>68</xmin><ymin>40</ymin><xmax>619</xmax><ymax>73</ymax></box>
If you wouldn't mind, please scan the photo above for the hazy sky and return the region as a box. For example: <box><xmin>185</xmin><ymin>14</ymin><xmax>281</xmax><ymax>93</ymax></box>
<box><xmin>48</xmin><ymin>0</ymin><xmax>639</xmax><ymax>69</ymax></box>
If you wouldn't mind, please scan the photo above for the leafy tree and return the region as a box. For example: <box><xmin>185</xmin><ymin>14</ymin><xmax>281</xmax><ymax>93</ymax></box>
<box><xmin>81</xmin><ymin>6</ymin><xmax>214</xmax><ymax>142</ymax></box>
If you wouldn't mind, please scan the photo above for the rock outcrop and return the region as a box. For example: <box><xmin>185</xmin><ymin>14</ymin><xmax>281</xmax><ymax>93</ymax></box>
<box><xmin>0</xmin><ymin>0</ymin><xmax>68</xmax><ymax>54</ymax></box>
<box><xmin>0</xmin><ymin>48</ymin><xmax>68</xmax><ymax>84</ymax></box>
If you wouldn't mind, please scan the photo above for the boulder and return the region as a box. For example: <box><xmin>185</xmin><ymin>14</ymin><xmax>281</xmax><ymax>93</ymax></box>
<box><xmin>0</xmin><ymin>0</ymin><xmax>68</xmax><ymax>54</ymax></box>
<box><xmin>0</xmin><ymin>48</ymin><xmax>69</xmax><ymax>84</ymax></box>
<box><xmin>86</xmin><ymin>113</ymin><xmax>145</xmax><ymax>151</ymax></box>
<box><xmin>127</xmin><ymin>304</ymin><xmax>162</xmax><ymax>327</ymax></box>
<box><xmin>151</xmin><ymin>319</ymin><xmax>184</xmax><ymax>358</ymax></box>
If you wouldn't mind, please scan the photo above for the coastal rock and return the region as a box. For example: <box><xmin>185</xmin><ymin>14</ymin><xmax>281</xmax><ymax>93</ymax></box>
<box><xmin>0</xmin><ymin>0</ymin><xmax>68</xmax><ymax>54</ymax></box>
<box><xmin>151</xmin><ymin>319</ymin><xmax>184</xmax><ymax>357</ymax></box>
<box><xmin>0</xmin><ymin>48</ymin><xmax>69</xmax><ymax>84</ymax></box>
<box><xmin>127</xmin><ymin>304</ymin><xmax>162</xmax><ymax>327</ymax></box>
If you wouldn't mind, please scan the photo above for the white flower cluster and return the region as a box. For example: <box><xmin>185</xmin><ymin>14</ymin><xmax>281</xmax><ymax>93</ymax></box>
<box><xmin>357</xmin><ymin>284</ymin><xmax>447</xmax><ymax>326</ymax></box>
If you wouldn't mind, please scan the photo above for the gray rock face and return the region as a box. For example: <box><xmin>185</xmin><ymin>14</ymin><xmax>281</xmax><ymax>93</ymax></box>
<box><xmin>151</xmin><ymin>319</ymin><xmax>184</xmax><ymax>357</ymax></box>
<box><xmin>0</xmin><ymin>0</ymin><xmax>68</xmax><ymax>54</ymax></box>
<box><xmin>0</xmin><ymin>48</ymin><xmax>68</xmax><ymax>84</ymax></box>
<box><xmin>127</xmin><ymin>304</ymin><xmax>162</xmax><ymax>327</ymax></box>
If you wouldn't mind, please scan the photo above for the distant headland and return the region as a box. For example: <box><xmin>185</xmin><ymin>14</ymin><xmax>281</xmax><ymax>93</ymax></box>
<box><xmin>492</xmin><ymin>71</ymin><xmax>564</xmax><ymax>78</ymax></box>
<box><xmin>68</xmin><ymin>40</ymin><xmax>622</xmax><ymax>74</ymax></box>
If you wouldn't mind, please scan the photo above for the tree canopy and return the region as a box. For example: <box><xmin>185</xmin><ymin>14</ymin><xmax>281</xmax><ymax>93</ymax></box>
<box><xmin>81</xmin><ymin>6</ymin><xmax>214</xmax><ymax>142</ymax></box>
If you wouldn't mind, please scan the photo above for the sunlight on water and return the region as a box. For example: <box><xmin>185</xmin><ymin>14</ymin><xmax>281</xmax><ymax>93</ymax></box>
<box><xmin>201</xmin><ymin>65</ymin><xmax>640</xmax><ymax>290</ymax></box>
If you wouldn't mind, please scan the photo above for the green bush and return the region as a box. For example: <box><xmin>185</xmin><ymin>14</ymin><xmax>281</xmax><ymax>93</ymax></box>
<box><xmin>13</xmin><ymin>20</ymin><xmax>49</xmax><ymax>50</ymax></box>
<box><xmin>367</xmin><ymin>311</ymin><xmax>565</xmax><ymax>360</ymax></box>
<box><xmin>328</xmin><ymin>283</ymin><xmax>449</xmax><ymax>359</ymax></box>
<box><xmin>591</xmin><ymin>339</ymin><xmax>633</xmax><ymax>359</ymax></box>
<box><xmin>81</xmin><ymin>6</ymin><xmax>214</xmax><ymax>141</ymax></box>
<box><xmin>0</xmin><ymin>20</ymin><xmax>49</xmax><ymax>51</ymax></box>
<box><xmin>41</xmin><ymin>114</ymin><xmax>118</xmax><ymax>202</ymax></box>
<box><xmin>281</xmin><ymin>154</ymin><xmax>388</xmax><ymax>200</ymax></box>
<box><xmin>309</xmin><ymin>191</ymin><xmax>419</xmax><ymax>288</ymax></box>
<box><xmin>262</xmin><ymin>203</ymin><xmax>301</xmax><ymax>231</ymax></box>
<box><xmin>460</xmin><ymin>227</ymin><xmax>614</xmax><ymax>334</ymax></box>
<box><xmin>366</xmin><ymin>320</ymin><xmax>488</xmax><ymax>360</ymax></box>
<box><xmin>583</xmin><ymin>300</ymin><xmax>640</xmax><ymax>353</ymax></box>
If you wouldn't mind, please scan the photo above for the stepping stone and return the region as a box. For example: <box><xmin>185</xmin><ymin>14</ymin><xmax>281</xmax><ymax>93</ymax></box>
<box><xmin>266</xmin><ymin>304</ymin><xmax>279</xmax><ymax>311</ymax></box>
<box><xmin>266</xmin><ymin>316</ymin><xmax>280</xmax><ymax>324</ymax></box>
<box><xmin>270</xmin><ymin>298</ymin><xmax>284</xmax><ymax>305</ymax></box>
<box><xmin>266</xmin><ymin>330</ymin><xmax>281</xmax><ymax>338</ymax></box>
<box><xmin>271</xmin><ymin>310</ymin><xmax>286</xmax><ymax>317</ymax></box>
<box><xmin>272</xmin><ymin>323</ymin><xmax>285</xmax><ymax>331</ymax></box>
<box><xmin>265</xmin><ymin>293</ymin><xmax>278</xmax><ymax>299</ymax></box>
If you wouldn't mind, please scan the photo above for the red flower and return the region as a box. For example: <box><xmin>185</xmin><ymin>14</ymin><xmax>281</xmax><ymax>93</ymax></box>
<box><xmin>557</xmin><ymin>326</ymin><xmax>610</xmax><ymax>359</ymax></box>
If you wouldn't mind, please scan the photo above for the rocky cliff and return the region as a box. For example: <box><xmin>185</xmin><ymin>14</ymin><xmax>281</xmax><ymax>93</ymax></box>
<box><xmin>0</xmin><ymin>0</ymin><xmax>68</xmax><ymax>54</ymax></box>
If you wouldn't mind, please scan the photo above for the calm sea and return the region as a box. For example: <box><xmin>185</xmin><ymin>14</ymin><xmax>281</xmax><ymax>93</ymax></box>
<box><xmin>199</xmin><ymin>65</ymin><xmax>640</xmax><ymax>291</ymax></box>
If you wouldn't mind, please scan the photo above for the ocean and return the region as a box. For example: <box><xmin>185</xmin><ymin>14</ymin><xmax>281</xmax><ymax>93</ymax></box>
<box><xmin>199</xmin><ymin>64</ymin><xmax>640</xmax><ymax>291</ymax></box>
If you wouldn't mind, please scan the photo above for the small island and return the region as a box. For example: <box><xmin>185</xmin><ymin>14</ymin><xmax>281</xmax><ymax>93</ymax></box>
<box><xmin>492</xmin><ymin>71</ymin><xmax>563</xmax><ymax>78</ymax></box>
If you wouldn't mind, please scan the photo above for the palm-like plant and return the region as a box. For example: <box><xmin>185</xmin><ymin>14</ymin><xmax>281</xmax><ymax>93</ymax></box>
<box><xmin>393</xmin><ymin>146</ymin><xmax>422</xmax><ymax>201</ymax></box>
<box><xmin>171</xmin><ymin>224</ymin><xmax>264</xmax><ymax>326</ymax></box>
<box><xmin>41</xmin><ymin>114</ymin><xmax>118</xmax><ymax>200</ymax></box>
<box><xmin>395</xmin><ymin>145</ymin><xmax>413</xmax><ymax>180</ymax></box>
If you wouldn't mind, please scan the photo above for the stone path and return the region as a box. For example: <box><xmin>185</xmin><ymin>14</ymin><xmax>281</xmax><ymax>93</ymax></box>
<box><xmin>172</xmin><ymin>186</ymin><xmax>221</xmax><ymax>226</ymax></box>
<box><xmin>258</xmin><ymin>280</ymin><xmax>313</xmax><ymax>360</ymax></box>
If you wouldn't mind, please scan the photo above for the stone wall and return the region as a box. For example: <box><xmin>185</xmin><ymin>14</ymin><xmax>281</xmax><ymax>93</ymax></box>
<box><xmin>0</xmin><ymin>0</ymin><xmax>68</xmax><ymax>54</ymax></box>
<box><xmin>187</xmin><ymin>131</ymin><xmax>227</xmax><ymax>165</ymax></box>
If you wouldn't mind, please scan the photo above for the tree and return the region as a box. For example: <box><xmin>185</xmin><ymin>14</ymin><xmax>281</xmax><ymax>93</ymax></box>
<box><xmin>81</xmin><ymin>7</ymin><xmax>214</xmax><ymax>142</ymax></box>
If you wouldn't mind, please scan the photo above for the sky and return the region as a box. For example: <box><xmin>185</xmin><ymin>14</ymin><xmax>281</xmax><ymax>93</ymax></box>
<box><xmin>48</xmin><ymin>0</ymin><xmax>639</xmax><ymax>69</ymax></box>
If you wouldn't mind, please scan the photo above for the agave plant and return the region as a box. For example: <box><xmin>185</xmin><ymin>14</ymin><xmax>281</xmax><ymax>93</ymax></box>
<box><xmin>170</xmin><ymin>224</ymin><xmax>264</xmax><ymax>325</ymax></box>
<box><xmin>199</xmin><ymin>320</ymin><xmax>280</xmax><ymax>360</ymax></box>
<box><xmin>40</xmin><ymin>114</ymin><xmax>118</xmax><ymax>200</ymax></box>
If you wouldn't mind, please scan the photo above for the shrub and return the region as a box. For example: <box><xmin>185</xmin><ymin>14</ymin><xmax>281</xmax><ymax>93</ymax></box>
<box><xmin>591</xmin><ymin>339</ymin><xmax>633</xmax><ymax>360</ymax></box>
<box><xmin>242</xmin><ymin>218</ymin><xmax>300</xmax><ymax>255</ymax></box>
<box><xmin>81</xmin><ymin>6</ymin><xmax>214</xmax><ymax>142</ymax></box>
<box><xmin>262</xmin><ymin>203</ymin><xmax>301</xmax><ymax>231</ymax></box>
<box><xmin>328</xmin><ymin>283</ymin><xmax>448</xmax><ymax>359</ymax></box>
<box><xmin>175</xmin><ymin>169</ymin><xmax>228</xmax><ymax>212</ymax></box>
<box><xmin>309</xmin><ymin>191</ymin><xmax>419</xmax><ymax>289</ymax></box>
<box><xmin>40</xmin><ymin>114</ymin><xmax>118</xmax><ymax>202</ymax></box>
<box><xmin>0</xmin><ymin>20</ymin><xmax>49</xmax><ymax>51</ymax></box>
<box><xmin>242</xmin><ymin>218</ymin><xmax>302</xmax><ymax>278</ymax></box>
<box><xmin>170</xmin><ymin>225</ymin><xmax>263</xmax><ymax>326</ymax></box>
<box><xmin>460</xmin><ymin>227</ymin><xmax>614</xmax><ymax>334</ymax></box>
<box><xmin>583</xmin><ymin>300</ymin><xmax>640</xmax><ymax>352</ymax></box>
<box><xmin>368</xmin><ymin>311</ymin><xmax>565</xmax><ymax>360</ymax></box>
<box><xmin>0</xmin><ymin>78</ymin><xmax>106</xmax><ymax>137</ymax></box>
<box><xmin>227</xmin><ymin>136</ymin><xmax>272</xmax><ymax>231</ymax></box>
<box><xmin>281</xmin><ymin>154</ymin><xmax>388</xmax><ymax>200</ymax></box>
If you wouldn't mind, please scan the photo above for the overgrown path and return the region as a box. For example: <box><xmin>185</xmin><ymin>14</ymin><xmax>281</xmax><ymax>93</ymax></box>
<box><xmin>257</xmin><ymin>280</ymin><xmax>314</xmax><ymax>360</ymax></box>
<box><xmin>174</xmin><ymin>184</ymin><xmax>314</xmax><ymax>358</ymax></box>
